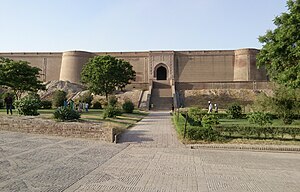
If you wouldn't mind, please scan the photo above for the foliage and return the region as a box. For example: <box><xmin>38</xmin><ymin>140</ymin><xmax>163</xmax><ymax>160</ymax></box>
<box><xmin>187</xmin><ymin>127</ymin><xmax>220</xmax><ymax>141</ymax></box>
<box><xmin>0</xmin><ymin>100</ymin><xmax>3</xmax><ymax>109</ymax></box>
<box><xmin>103</xmin><ymin>105</ymin><xmax>122</xmax><ymax>119</ymax></box>
<box><xmin>187</xmin><ymin>107</ymin><xmax>206</xmax><ymax>126</ymax></box>
<box><xmin>226</xmin><ymin>103</ymin><xmax>243</xmax><ymax>119</ymax></box>
<box><xmin>53</xmin><ymin>107</ymin><xmax>81</xmax><ymax>121</ymax></box>
<box><xmin>108</xmin><ymin>95</ymin><xmax>118</xmax><ymax>107</ymax></box>
<box><xmin>14</xmin><ymin>93</ymin><xmax>41</xmax><ymax>116</ymax></box>
<box><xmin>39</xmin><ymin>100</ymin><xmax>52</xmax><ymax>109</ymax></box>
<box><xmin>77</xmin><ymin>91</ymin><xmax>93</xmax><ymax>106</ymax></box>
<box><xmin>247</xmin><ymin>112</ymin><xmax>272</xmax><ymax>126</ymax></box>
<box><xmin>52</xmin><ymin>90</ymin><xmax>67</xmax><ymax>108</ymax></box>
<box><xmin>0</xmin><ymin>57</ymin><xmax>45</xmax><ymax>99</ymax></box>
<box><xmin>257</xmin><ymin>0</ymin><xmax>300</xmax><ymax>88</ymax></box>
<box><xmin>173</xmin><ymin>112</ymin><xmax>221</xmax><ymax>141</ymax></box>
<box><xmin>216</xmin><ymin>124</ymin><xmax>300</xmax><ymax>140</ymax></box>
<box><xmin>252</xmin><ymin>92</ymin><xmax>273</xmax><ymax>112</ymax></box>
<box><xmin>122</xmin><ymin>99</ymin><xmax>134</xmax><ymax>113</ymax></box>
<box><xmin>92</xmin><ymin>101</ymin><xmax>102</xmax><ymax>109</ymax></box>
<box><xmin>81</xmin><ymin>55</ymin><xmax>136</xmax><ymax>99</ymax></box>
<box><xmin>201</xmin><ymin>114</ymin><xmax>219</xmax><ymax>128</ymax></box>
<box><xmin>272</xmin><ymin>86</ymin><xmax>299</xmax><ymax>124</ymax></box>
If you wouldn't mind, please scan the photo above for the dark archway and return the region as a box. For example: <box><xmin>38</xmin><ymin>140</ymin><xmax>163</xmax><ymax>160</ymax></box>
<box><xmin>156</xmin><ymin>66</ymin><xmax>167</xmax><ymax>80</ymax></box>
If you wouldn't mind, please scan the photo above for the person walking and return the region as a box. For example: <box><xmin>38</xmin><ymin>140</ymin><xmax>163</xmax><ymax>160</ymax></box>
<box><xmin>214</xmin><ymin>103</ymin><xmax>218</xmax><ymax>113</ymax></box>
<box><xmin>4</xmin><ymin>93</ymin><xmax>13</xmax><ymax>115</ymax></box>
<box><xmin>85</xmin><ymin>103</ymin><xmax>89</xmax><ymax>112</ymax></box>
<box><xmin>208</xmin><ymin>101</ymin><xmax>213</xmax><ymax>113</ymax></box>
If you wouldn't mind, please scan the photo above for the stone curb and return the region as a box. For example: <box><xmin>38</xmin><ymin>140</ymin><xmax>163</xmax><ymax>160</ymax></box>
<box><xmin>188</xmin><ymin>144</ymin><xmax>300</xmax><ymax>152</ymax></box>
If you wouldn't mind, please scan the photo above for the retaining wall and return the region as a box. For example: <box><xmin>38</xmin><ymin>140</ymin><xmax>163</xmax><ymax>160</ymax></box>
<box><xmin>0</xmin><ymin>116</ymin><xmax>115</xmax><ymax>142</ymax></box>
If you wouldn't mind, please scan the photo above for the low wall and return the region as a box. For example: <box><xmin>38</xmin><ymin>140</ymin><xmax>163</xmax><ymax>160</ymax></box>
<box><xmin>0</xmin><ymin>116</ymin><xmax>115</xmax><ymax>142</ymax></box>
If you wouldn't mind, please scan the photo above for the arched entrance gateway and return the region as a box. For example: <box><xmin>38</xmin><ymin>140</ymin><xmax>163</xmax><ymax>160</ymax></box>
<box><xmin>156</xmin><ymin>66</ymin><xmax>167</xmax><ymax>80</ymax></box>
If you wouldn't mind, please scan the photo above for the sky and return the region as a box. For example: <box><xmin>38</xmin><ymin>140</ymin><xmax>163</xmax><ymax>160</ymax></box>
<box><xmin>0</xmin><ymin>0</ymin><xmax>288</xmax><ymax>52</ymax></box>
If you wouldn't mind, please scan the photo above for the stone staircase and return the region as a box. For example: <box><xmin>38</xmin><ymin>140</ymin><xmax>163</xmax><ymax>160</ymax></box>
<box><xmin>150</xmin><ymin>80</ymin><xmax>173</xmax><ymax>110</ymax></box>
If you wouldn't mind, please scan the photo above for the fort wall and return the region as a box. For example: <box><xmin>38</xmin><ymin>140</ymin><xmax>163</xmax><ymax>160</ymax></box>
<box><xmin>0</xmin><ymin>49</ymin><xmax>268</xmax><ymax>90</ymax></box>
<box><xmin>0</xmin><ymin>52</ymin><xmax>62</xmax><ymax>81</ymax></box>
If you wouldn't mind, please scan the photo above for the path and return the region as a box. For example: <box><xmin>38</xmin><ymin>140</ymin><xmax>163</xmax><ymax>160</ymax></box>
<box><xmin>118</xmin><ymin>111</ymin><xmax>181</xmax><ymax>147</ymax></box>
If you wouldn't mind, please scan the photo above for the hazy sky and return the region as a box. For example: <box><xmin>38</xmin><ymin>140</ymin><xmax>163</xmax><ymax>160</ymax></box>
<box><xmin>0</xmin><ymin>0</ymin><xmax>288</xmax><ymax>52</ymax></box>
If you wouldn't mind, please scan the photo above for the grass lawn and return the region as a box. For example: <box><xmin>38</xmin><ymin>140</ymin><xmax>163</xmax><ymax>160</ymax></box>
<box><xmin>0</xmin><ymin>108</ymin><xmax>148</xmax><ymax>130</ymax></box>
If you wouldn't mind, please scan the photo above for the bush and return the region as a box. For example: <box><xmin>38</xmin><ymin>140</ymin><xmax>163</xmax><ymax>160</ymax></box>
<box><xmin>188</xmin><ymin>107</ymin><xmax>206</xmax><ymax>126</ymax></box>
<box><xmin>0</xmin><ymin>98</ymin><xmax>3</xmax><ymax>109</ymax></box>
<box><xmin>92</xmin><ymin>101</ymin><xmax>102</xmax><ymax>109</ymax></box>
<box><xmin>52</xmin><ymin>90</ymin><xmax>67</xmax><ymax>108</ymax></box>
<box><xmin>122</xmin><ymin>99</ymin><xmax>134</xmax><ymax>113</ymax></box>
<box><xmin>247</xmin><ymin>112</ymin><xmax>272</xmax><ymax>126</ymax></box>
<box><xmin>78</xmin><ymin>91</ymin><xmax>93</xmax><ymax>106</ymax></box>
<box><xmin>187</xmin><ymin>127</ymin><xmax>220</xmax><ymax>141</ymax></box>
<box><xmin>53</xmin><ymin>107</ymin><xmax>80</xmax><ymax>121</ymax></box>
<box><xmin>108</xmin><ymin>95</ymin><xmax>118</xmax><ymax>107</ymax></box>
<box><xmin>201</xmin><ymin>114</ymin><xmax>219</xmax><ymax>128</ymax></box>
<box><xmin>14</xmin><ymin>94</ymin><xmax>41</xmax><ymax>116</ymax></box>
<box><xmin>103</xmin><ymin>105</ymin><xmax>122</xmax><ymax>119</ymax></box>
<box><xmin>216</xmin><ymin>124</ymin><xmax>300</xmax><ymax>140</ymax></box>
<box><xmin>226</xmin><ymin>103</ymin><xmax>243</xmax><ymax>119</ymax></box>
<box><xmin>40</xmin><ymin>100</ymin><xmax>52</xmax><ymax>109</ymax></box>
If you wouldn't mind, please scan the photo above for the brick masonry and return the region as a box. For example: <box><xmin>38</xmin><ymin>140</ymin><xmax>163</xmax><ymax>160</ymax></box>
<box><xmin>0</xmin><ymin>116</ymin><xmax>115</xmax><ymax>142</ymax></box>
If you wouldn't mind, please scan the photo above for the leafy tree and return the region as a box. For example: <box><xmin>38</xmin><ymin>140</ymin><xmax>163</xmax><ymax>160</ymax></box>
<box><xmin>0</xmin><ymin>57</ymin><xmax>45</xmax><ymax>99</ymax></box>
<box><xmin>272</xmin><ymin>86</ymin><xmax>299</xmax><ymax>124</ymax></box>
<box><xmin>257</xmin><ymin>0</ymin><xmax>300</xmax><ymax>88</ymax></box>
<box><xmin>81</xmin><ymin>55</ymin><xmax>136</xmax><ymax>99</ymax></box>
<box><xmin>52</xmin><ymin>90</ymin><xmax>67</xmax><ymax>108</ymax></box>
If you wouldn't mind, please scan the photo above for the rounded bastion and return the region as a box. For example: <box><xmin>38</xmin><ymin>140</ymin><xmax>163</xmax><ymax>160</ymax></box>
<box><xmin>59</xmin><ymin>51</ymin><xmax>95</xmax><ymax>83</ymax></box>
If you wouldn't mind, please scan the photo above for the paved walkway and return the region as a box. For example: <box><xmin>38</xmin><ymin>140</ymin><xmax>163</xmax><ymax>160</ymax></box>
<box><xmin>118</xmin><ymin>111</ymin><xmax>182</xmax><ymax>147</ymax></box>
<box><xmin>0</xmin><ymin>111</ymin><xmax>300</xmax><ymax>192</ymax></box>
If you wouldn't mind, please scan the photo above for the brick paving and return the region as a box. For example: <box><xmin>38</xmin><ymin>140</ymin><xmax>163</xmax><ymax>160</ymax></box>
<box><xmin>1</xmin><ymin>111</ymin><xmax>300</xmax><ymax>191</ymax></box>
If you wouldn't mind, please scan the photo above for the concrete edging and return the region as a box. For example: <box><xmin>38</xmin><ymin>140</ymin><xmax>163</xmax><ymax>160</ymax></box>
<box><xmin>188</xmin><ymin>144</ymin><xmax>300</xmax><ymax>152</ymax></box>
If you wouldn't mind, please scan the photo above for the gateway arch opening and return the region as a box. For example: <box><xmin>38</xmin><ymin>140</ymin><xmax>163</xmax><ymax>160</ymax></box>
<box><xmin>156</xmin><ymin>66</ymin><xmax>167</xmax><ymax>80</ymax></box>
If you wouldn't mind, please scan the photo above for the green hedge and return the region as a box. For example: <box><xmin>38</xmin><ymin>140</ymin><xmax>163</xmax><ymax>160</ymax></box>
<box><xmin>216</xmin><ymin>124</ymin><xmax>300</xmax><ymax>140</ymax></box>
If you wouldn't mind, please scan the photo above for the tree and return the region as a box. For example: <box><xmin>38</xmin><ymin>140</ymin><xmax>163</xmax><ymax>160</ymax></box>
<box><xmin>0</xmin><ymin>57</ymin><xmax>45</xmax><ymax>99</ymax></box>
<box><xmin>52</xmin><ymin>90</ymin><xmax>67</xmax><ymax>108</ymax></box>
<box><xmin>81</xmin><ymin>55</ymin><xmax>136</xmax><ymax>99</ymax></box>
<box><xmin>257</xmin><ymin>0</ymin><xmax>300</xmax><ymax>89</ymax></box>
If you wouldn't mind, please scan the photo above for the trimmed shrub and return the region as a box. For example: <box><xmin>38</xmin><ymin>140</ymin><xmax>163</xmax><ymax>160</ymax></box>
<box><xmin>201</xmin><ymin>114</ymin><xmax>219</xmax><ymax>128</ymax></box>
<box><xmin>108</xmin><ymin>95</ymin><xmax>118</xmax><ymax>107</ymax></box>
<box><xmin>52</xmin><ymin>90</ymin><xmax>67</xmax><ymax>108</ymax></box>
<box><xmin>40</xmin><ymin>100</ymin><xmax>52</xmax><ymax>109</ymax></box>
<box><xmin>14</xmin><ymin>94</ymin><xmax>41</xmax><ymax>116</ymax></box>
<box><xmin>247</xmin><ymin>112</ymin><xmax>272</xmax><ymax>126</ymax></box>
<box><xmin>122</xmin><ymin>99</ymin><xmax>134</xmax><ymax>113</ymax></box>
<box><xmin>216</xmin><ymin>124</ymin><xmax>300</xmax><ymax>140</ymax></box>
<box><xmin>226</xmin><ymin>103</ymin><xmax>243</xmax><ymax>119</ymax></box>
<box><xmin>103</xmin><ymin>105</ymin><xmax>122</xmax><ymax>119</ymax></box>
<box><xmin>188</xmin><ymin>107</ymin><xmax>206</xmax><ymax>126</ymax></box>
<box><xmin>92</xmin><ymin>101</ymin><xmax>102</xmax><ymax>109</ymax></box>
<box><xmin>187</xmin><ymin>127</ymin><xmax>220</xmax><ymax>141</ymax></box>
<box><xmin>53</xmin><ymin>107</ymin><xmax>80</xmax><ymax>121</ymax></box>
